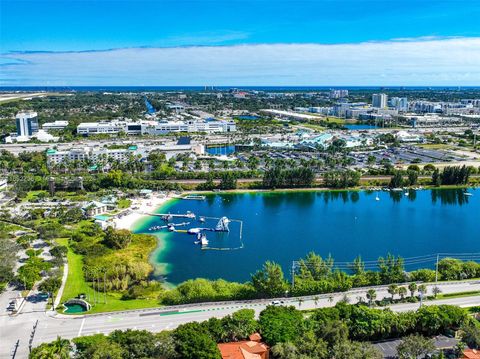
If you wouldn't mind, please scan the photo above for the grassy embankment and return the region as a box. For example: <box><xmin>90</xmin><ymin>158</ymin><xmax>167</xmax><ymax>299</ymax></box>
<box><xmin>57</xmin><ymin>237</ymin><xmax>161</xmax><ymax>314</ymax></box>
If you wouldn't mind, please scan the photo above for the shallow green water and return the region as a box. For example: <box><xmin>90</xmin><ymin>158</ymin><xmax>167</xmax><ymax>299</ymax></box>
<box><xmin>135</xmin><ymin>189</ymin><xmax>479</xmax><ymax>284</ymax></box>
<box><xmin>63</xmin><ymin>303</ymin><xmax>87</xmax><ymax>313</ymax></box>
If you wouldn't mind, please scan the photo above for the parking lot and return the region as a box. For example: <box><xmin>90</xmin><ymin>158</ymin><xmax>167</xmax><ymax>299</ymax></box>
<box><xmin>373</xmin><ymin>335</ymin><xmax>459</xmax><ymax>358</ymax></box>
<box><xmin>352</xmin><ymin>146</ymin><xmax>466</xmax><ymax>166</ymax></box>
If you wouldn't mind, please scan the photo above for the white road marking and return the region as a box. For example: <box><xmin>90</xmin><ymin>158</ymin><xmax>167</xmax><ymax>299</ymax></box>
<box><xmin>77</xmin><ymin>318</ymin><xmax>85</xmax><ymax>337</ymax></box>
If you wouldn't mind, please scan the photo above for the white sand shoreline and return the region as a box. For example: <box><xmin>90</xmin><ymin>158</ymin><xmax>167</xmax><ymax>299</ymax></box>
<box><xmin>113</xmin><ymin>192</ymin><xmax>176</xmax><ymax>231</ymax></box>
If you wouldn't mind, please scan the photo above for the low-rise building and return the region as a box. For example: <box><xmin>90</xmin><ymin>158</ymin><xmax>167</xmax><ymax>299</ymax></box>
<box><xmin>42</xmin><ymin>121</ymin><xmax>69</xmax><ymax>131</ymax></box>
<box><xmin>77</xmin><ymin>121</ymin><xmax>126</xmax><ymax>135</ymax></box>
<box><xmin>46</xmin><ymin>146</ymin><xmax>148</xmax><ymax>167</ymax></box>
<box><xmin>77</xmin><ymin>119</ymin><xmax>236</xmax><ymax>135</ymax></box>
<box><xmin>217</xmin><ymin>333</ymin><xmax>269</xmax><ymax>359</ymax></box>
<box><xmin>46</xmin><ymin>142</ymin><xmax>205</xmax><ymax>166</ymax></box>
<box><xmin>82</xmin><ymin>201</ymin><xmax>109</xmax><ymax>216</ymax></box>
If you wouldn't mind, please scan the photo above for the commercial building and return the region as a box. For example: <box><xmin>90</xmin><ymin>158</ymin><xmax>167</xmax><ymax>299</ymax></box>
<box><xmin>77</xmin><ymin>121</ymin><xmax>126</xmax><ymax>135</ymax></box>
<box><xmin>16</xmin><ymin>111</ymin><xmax>39</xmax><ymax>137</ymax></box>
<box><xmin>372</xmin><ymin>94</ymin><xmax>388</xmax><ymax>109</ymax></box>
<box><xmin>42</xmin><ymin>120</ymin><xmax>69</xmax><ymax>131</ymax></box>
<box><xmin>77</xmin><ymin>119</ymin><xmax>236</xmax><ymax>136</ymax></box>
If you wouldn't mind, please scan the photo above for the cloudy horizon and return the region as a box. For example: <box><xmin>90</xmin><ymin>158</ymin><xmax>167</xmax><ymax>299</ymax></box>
<box><xmin>2</xmin><ymin>37</ymin><xmax>480</xmax><ymax>86</ymax></box>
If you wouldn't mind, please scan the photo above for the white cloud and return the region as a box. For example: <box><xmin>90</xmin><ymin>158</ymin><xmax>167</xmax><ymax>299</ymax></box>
<box><xmin>1</xmin><ymin>37</ymin><xmax>480</xmax><ymax>86</ymax></box>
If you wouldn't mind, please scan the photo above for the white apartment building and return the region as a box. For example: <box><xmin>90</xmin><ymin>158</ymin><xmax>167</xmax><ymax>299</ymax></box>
<box><xmin>389</xmin><ymin>97</ymin><xmax>408</xmax><ymax>111</ymax></box>
<box><xmin>329</xmin><ymin>89</ymin><xmax>349</xmax><ymax>99</ymax></box>
<box><xmin>46</xmin><ymin>142</ymin><xmax>205</xmax><ymax>166</ymax></box>
<box><xmin>372</xmin><ymin>94</ymin><xmax>388</xmax><ymax>109</ymax></box>
<box><xmin>46</xmin><ymin>146</ymin><xmax>147</xmax><ymax>166</ymax></box>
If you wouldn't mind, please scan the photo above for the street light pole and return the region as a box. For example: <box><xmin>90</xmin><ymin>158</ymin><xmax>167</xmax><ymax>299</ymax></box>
<box><xmin>291</xmin><ymin>262</ymin><xmax>296</xmax><ymax>288</ymax></box>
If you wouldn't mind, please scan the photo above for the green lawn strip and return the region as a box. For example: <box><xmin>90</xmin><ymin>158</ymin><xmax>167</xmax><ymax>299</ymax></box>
<box><xmin>434</xmin><ymin>290</ymin><xmax>480</xmax><ymax>300</ymax></box>
<box><xmin>159</xmin><ymin>309</ymin><xmax>203</xmax><ymax>316</ymax></box>
<box><xmin>57</xmin><ymin>238</ymin><xmax>160</xmax><ymax>315</ymax></box>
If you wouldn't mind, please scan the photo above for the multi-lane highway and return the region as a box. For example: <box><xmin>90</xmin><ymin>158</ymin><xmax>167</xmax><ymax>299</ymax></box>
<box><xmin>1</xmin><ymin>280</ymin><xmax>479</xmax><ymax>358</ymax></box>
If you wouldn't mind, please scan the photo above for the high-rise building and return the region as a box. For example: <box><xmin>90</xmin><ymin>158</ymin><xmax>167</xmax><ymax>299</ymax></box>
<box><xmin>389</xmin><ymin>97</ymin><xmax>408</xmax><ymax>111</ymax></box>
<box><xmin>372</xmin><ymin>94</ymin><xmax>388</xmax><ymax>108</ymax></box>
<box><xmin>330</xmin><ymin>89</ymin><xmax>349</xmax><ymax>99</ymax></box>
<box><xmin>16</xmin><ymin>111</ymin><xmax>39</xmax><ymax>137</ymax></box>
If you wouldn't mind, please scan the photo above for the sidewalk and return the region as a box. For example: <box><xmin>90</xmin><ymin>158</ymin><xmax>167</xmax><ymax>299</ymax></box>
<box><xmin>53</xmin><ymin>261</ymin><xmax>68</xmax><ymax>310</ymax></box>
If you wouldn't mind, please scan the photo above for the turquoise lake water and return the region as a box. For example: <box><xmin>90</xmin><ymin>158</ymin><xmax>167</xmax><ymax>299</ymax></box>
<box><xmin>135</xmin><ymin>189</ymin><xmax>479</xmax><ymax>284</ymax></box>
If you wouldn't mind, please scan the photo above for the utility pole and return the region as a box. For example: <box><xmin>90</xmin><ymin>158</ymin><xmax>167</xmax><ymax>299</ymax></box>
<box><xmin>10</xmin><ymin>339</ymin><xmax>19</xmax><ymax>358</ymax></box>
<box><xmin>28</xmin><ymin>320</ymin><xmax>39</xmax><ymax>353</ymax></box>
<box><xmin>104</xmin><ymin>271</ymin><xmax>107</xmax><ymax>304</ymax></box>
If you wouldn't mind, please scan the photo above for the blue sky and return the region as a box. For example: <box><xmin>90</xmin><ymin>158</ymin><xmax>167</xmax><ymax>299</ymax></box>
<box><xmin>1</xmin><ymin>0</ymin><xmax>480</xmax><ymax>85</ymax></box>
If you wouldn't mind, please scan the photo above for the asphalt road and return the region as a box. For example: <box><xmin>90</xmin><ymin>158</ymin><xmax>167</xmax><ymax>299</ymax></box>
<box><xmin>1</xmin><ymin>280</ymin><xmax>479</xmax><ymax>358</ymax></box>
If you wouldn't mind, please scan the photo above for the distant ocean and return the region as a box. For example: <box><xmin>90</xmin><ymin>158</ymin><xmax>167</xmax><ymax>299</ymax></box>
<box><xmin>1</xmin><ymin>86</ymin><xmax>480</xmax><ymax>92</ymax></box>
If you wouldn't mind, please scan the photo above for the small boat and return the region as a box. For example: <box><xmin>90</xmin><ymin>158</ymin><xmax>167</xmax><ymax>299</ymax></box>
<box><xmin>375</xmin><ymin>195</ymin><xmax>380</xmax><ymax>201</ymax></box>
<box><xmin>200</xmin><ymin>233</ymin><xmax>209</xmax><ymax>247</ymax></box>
<box><xmin>188</xmin><ymin>227</ymin><xmax>203</xmax><ymax>234</ymax></box>
<box><xmin>168</xmin><ymin>226</ymin><xmax>175</xmax><ymax>231</ymax></box>
<box><xmin>194</xmin><ymin>233</ymin><xmax>202</xmax><ymax>245</ymax></box>
<box><xmin>199</xmin><ymin>217</ymin><xmax>205</xmax><ymax>223</ymax></box>
<box><xmin>404</xmin><ymin>192</ymin><xmax>409</xmax><ymax>196</ymax></box>
<box><xmin>464</xmin><ymin>192</ymin><xmax>473</xmax><ymax>196</ymax></box>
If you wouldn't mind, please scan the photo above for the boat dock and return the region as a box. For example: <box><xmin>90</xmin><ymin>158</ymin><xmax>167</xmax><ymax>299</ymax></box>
<box><xmin>147</xmin><ymin>212</ymin><xmax>196</xmax><ymax>220</ymax></box>
<box><xmin>182</xmin><ymin>195</ymin><xmax>206</xmax><ymax>200</ymax></box>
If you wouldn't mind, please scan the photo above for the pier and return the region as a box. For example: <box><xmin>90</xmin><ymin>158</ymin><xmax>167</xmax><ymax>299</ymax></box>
<box><xmin>147</xmin><ymin>212</ymin><xmax>196</xmax><ymax>220</ymax></box>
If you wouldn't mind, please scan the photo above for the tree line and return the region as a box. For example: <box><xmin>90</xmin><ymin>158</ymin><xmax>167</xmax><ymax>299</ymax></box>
<box><xmin>30</xmin><ymin>302</ymin><xmax>479</xmax><ymax>359</ymax></box>
<box><xmin>157</xmin><ymin>253</ymin><xmax>480</xmax><ymax>305</ymax></box>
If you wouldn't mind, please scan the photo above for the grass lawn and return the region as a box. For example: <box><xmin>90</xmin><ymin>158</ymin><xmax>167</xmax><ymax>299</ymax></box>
<box><xmin>300</xmin><ymin>123</ymin><xmax>326</xmax><ymax>131</ymax></box>
<box><xmin>23</xmin><ymin>190</ymin><xmax>49</xmax><ymax>202</ymax></box>
<box><xmin>418</xmin><ymin>143</ymin><xmax>454</xmax><ymax>150</ymax></box>
<box><xmin>57</xmin><ymin>238</ymin><xmax>161</xmax><ymax>314</ymax></box>
<box><xmin>117</xmin><ymin>198</ymin><xmax>132</xmax><ymax>209</ymax></box>
<box><xmin>435</xmin><ymin>290</ymin><xmax>480</xmax><ymax>300</ymax></box>
<box><xmin>324</xmin><ymin>116</ymin><xmax>347</xmax><ymax>124</ymax></box>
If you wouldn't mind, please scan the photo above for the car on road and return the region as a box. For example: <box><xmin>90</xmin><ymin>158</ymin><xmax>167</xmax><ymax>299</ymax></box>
<box><xmin>270</xmin><ymin>300</ymin><xmax>285</xmax><ymax>306</ymax></box>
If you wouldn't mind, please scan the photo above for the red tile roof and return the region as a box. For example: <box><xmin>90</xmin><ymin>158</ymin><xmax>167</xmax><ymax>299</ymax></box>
<box><xmin>462</xmin><ymin>349</ymin><xmax>480</xmax><ymax>359</ymax></box>
<box><xmin>218</xmin><ymin>340</ymin><xmax>269</xmax><ymax>359</ymax></box>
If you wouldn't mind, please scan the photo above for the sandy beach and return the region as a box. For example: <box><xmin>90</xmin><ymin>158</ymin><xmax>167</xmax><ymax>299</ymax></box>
<box><xmin>113</xmin><ymin>192</ymin><xmax>175</xmax><ymax>231</ymax></box>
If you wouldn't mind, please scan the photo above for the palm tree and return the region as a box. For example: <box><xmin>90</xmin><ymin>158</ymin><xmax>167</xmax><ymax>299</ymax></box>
<box><xmin>408</xmin><ymin>282</ymin><xmax>417</xmax><ymax>298</ymax></box>
<box><xmin>388</xmin><ymin>284</ymin><xmax>398</xmax><ymax>301</ymax></box>
<box><xmin>366</xmin><ymin>289</ymin><xmax>377</xmax><ymax>307</ymax></box>
<box><xmin>418</xmin><ymin>284</ymin><xmax>428</xmax><ymax>297</ymax></box>
<box><xmin>31</xmin><ymin>336</ymin><xmax>71</xmax><ymax>359</ymax></box>
<box><xmin>432</xmin><ymin>286</ymin><xmax>442</xmax><ymax>298</ymax></box>
<box><xmin>398</xmin><ymin>286</ymin><xmax>408</xmax><ymax>300</ymax></box>
<box><xmin>297</xmin><ymin>298</ymin><xmax>304</xmax><ymax>308</ymax></box>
